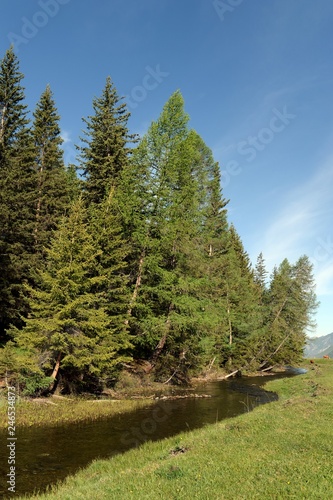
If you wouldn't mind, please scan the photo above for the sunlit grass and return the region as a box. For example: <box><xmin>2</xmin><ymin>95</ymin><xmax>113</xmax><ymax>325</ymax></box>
<box><xmin>0</xmin><ymin>395</ymin><xmax>154</xmax><ymax>429</ymax></box>
<box><xmin>20</xmin><ymin>359</ymin><xmax>333</xmax><ymax>499</ymax></box>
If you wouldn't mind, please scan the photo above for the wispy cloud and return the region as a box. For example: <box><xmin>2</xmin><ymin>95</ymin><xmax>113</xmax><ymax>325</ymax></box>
<box><xmin>258</xmin><ymin>156</ymin><xmax>333</xmax><ymax>276</ymax></box>
<box><xmin>61</xmin><ymin>130</ymin><xmax>77</xmax><ymax>165</ymax></box>
<box><xmin>213</xmin><ymin>75</ymin><xmax>325</xmax><ymax>164</ymax></box>
<box><xmin>315</xmin><ymin>262</ymin><xmax>333</xmax><ymax>296</ymax></box>
<box><xmin>61</xmin><ymin>130</ymin><xmax>72</xmax><ymax>144</ymax></box>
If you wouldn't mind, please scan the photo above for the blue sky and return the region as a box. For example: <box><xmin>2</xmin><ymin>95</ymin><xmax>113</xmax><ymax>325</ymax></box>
<box><xmin>1</xmin><ymin>0</ymin><xmax>332</xmax><ymax>337</ymax></box>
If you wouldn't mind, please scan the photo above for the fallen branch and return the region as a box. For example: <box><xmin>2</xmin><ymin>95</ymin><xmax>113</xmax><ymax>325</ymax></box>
<box><xmin>260</xmin><ymin>365</ymin><xmax>276</xmax><ymax>372</ymax></box>
<box><xmin>222</xmin><ymin>369</ymin><xmax>240</xmax><ymax>380</ymax></box>
<box><xmin>52</xmin><ymin>395</ymin><xmax>74</xmax><ymax>401</ymax></box>
<box><xmin>31</xmin><ymin>398</ymin><xmax>58</xmax><ymax>405</ymax></box>
<box><xmin>163</xmin><ymin>367</ymin><xmax>179</xmax><ymax>384</ymax></box>
<box><xmin>207</xmin><ymin>357</ymin><xmax>216</xmax><ymax>372</ymax></box>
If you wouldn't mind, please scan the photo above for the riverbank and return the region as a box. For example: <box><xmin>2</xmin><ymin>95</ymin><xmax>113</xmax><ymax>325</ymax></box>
<box><xmin>0</xmin><ymin>374</ymin><xmax>189</xmax><ymax>428</ymax></box>
<box><xmin>0</xmin><ymin>396</ymin><xmax>157</xmax><ymax>429</ymax></box>
<box><xmin>20</xmin><ymin>359</ymin><xmax>333</xmax><ymax>499</ymax></box>
<box><xmin>0</xmin><ymin>367</ymin><xmax>282</xmax><ymax>429</ymax></box>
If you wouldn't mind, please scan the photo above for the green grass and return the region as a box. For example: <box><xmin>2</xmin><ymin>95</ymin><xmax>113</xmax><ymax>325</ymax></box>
<box><xmin>0</xmin><ymin>395</ymin><xmax>154</xmax><ymax>429</ymax></box>
<box><xmin>0</xmin><ymin>371</ymin><xmax>184</xmax><ymax>429</ymax></box>
<box><xmin>21</xmin><ymin>359</ymin><xmax>333</xmax><ymax>499</ymax></box>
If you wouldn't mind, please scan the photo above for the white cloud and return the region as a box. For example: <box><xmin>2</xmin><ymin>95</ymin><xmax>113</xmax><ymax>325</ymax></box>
<box><xmin>61</xmin><ymin>130</ymin><xmax>72</xmax><ymax>144</ymax></box>
<box><xmin>259</xmin><ymin>157</ymin><xmax>333</xmax><ymax>272</ymax></box>
<box><xmin>315</xmin><ymin>261</ymin><xmax>333</xmax><ymax>296</ymax></box>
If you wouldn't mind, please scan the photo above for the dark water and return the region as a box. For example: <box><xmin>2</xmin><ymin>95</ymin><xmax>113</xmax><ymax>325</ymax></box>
<box><xmin>0</xmin><ymin>370</ymin><xmax>304</xmax><ymax>498</ymax></box>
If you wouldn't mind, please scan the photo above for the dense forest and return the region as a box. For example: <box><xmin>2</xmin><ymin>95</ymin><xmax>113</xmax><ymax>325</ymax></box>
<box><xmin>0</xmin><ymin>47</ymin><xmax>318</xmax><ymax>395</ymax></box>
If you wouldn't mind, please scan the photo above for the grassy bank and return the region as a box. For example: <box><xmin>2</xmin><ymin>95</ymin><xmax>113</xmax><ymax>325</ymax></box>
<box><xmin>0</xmin><ymin>373</ymin><xmax>189</xmax><ymax>428</ymax></box>
<box><xmin>0</xmin><ymin>395</ymin><xmax>155</xmax><ymax>429</ymax></box>
<box><xmin>22</xmin><ymin>359</ymin><xmax>333</xmax><ymax>499</ymax></box>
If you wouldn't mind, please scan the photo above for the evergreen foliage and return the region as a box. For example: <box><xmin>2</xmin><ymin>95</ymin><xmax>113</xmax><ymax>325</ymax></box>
<box><xmin>13</xmin><ymin>197</ymin><xmax>132</xmax><ymax>392</ymax></box>
<box><xmin>0</xmin><ymin>47</ymin><xmax>36</xmax><ymax>337</ymax></box>
<box><xmin>79</xmin><ymin>76</ymin><xmax>135</xmax><ymax>205</ymax></box>
<box><xmin>0</xmin><ymin>48</ymin><xmax>319</xmax><ymax>392</ymax></box>
<box><xmin>32</xmin><ymin>85</ymin><xmax>69</xmax><ymax>257</ymax></box>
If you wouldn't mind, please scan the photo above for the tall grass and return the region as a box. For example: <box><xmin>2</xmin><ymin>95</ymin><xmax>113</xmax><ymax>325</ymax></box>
<box><xmin>0</xmin><ymin>396</ymin><xmax>154</xmax><ymax>429</ymax></box>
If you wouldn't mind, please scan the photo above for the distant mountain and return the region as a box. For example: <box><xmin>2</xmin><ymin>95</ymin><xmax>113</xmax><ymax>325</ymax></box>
<box><xmin>304</xmin><ymin>332</ymin><xmax>333</xmax><ymax>358</ymax></box>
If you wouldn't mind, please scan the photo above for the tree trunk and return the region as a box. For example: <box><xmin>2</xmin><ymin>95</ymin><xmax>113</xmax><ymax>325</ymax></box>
<box><xmin>49</xmin><ymin>352</ymin><xmax>61</xmax><ymax>391</ymax></box>
<box><xmin>34</xmin><ymin>157</ymin><xmax>44</xmax><ymax>247</ymax></box>
<box><xmin>149</xmin><ymin>303</ymin><xmax>174</xmax><ymax>368</ymax></box>
<box><xmin>272</xmin><ymin>298</ymin><xmax>288</xmax><ymax>325</ymax></box>
<box><xmin>259</xmin><ymin>333</ymin><xmax>291</xmax><ymax>369</ymax></box>
<box><xmin>0</xmin><ymin>104</ymin><xmax>6</xmax><ymax>144</ymax></box>
<box><xmin>261</xmin><ymin>365</ymin><xmax>275</xmax><ymax>372</ymax></box>
<box><xmin>226</xmin><ymin>286</ymin><xmax>232</xmax><ymax>345</ymax></box>
<box><xmin>223</xmin><ymin>369</ymin><xmax>239</xmax><ymax>380</ymax></box>
<box><xmin>125</xmin><ymin>250</ymin><xmax>145</xmax><ymax>325</ymax></box>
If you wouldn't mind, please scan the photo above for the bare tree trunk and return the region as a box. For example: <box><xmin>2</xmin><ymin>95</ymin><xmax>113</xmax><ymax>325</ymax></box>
<box><xmin>150</xmin><ymin>303</ymin><xmax>174</xmax><ymax>368</ymax></box>
<box><xmin>207</xmin><ymin>357</ymin><xmax>216</xmax><ymax>372</ymax></box>
<box><xmin>34</xmin><ymin>195</ymin><xmax>42</xmax><ymax>245</ymax></box>
<box><xmin>49</xmin><ymin>352</ymin><xmax>61</xmax><ymax>391</ymax></box>
<box><xmin>223</xmin><ymin>369</ymin><xmax>239</xmax><ymax>380</ymax></box>
<box><xmin>259</xmin><ymin>333</ymin><xmax>291</xmax><ymax>369</ymax></box>
<box><xmin>0</xmin><ymin>105</ymin><xmax>6</xmax><ymax>144</ymax></box>
<box><xmin>226</xmin><ymin>286</ymin><xmax>232</xmax><ymax>345</ymax></box>
<box><xmin>272</xmin><ymin>298</ymin><xmax>288</xmax><ymax>325</ymax></box>
<box><xmin>261</xmin><ymin>365</ymin><xmax>276</xmax><ymax>372</ymax></box>
<box><xmin>125</xmin><ymin>251</ymin><xmax>145</xmax><ymax>325</ymax></box>
<box><xmin>34</xmin><ymin>155</ymin><xmax>45</xmax><ymax>247</ymax></box>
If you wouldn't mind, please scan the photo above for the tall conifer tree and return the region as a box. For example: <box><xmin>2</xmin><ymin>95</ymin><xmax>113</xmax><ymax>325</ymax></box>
<box><xmin>32</xmin><ymin>85</ymin><xmax>69</xmax><ymax>257</ymax></box>
<box><xmin>119</xmin><ymin>92</ymin><xmax>223</xmax><ymax>379</ymax></box>
<box><xmin>88</xmin><ymin>189</ymin><xmax>132</xmax><ymax>352</ymax></box>
<box><xmin>0</xmin><ymin>47</ymin><xmax>36</xmax><ymax>337</ymax></box>
<box><xmin>15</xmin><ymin>197</ymin><xmax>132</xmax><ymax>392</ymax></box>
<box><xmin>79</xmin><ymin>76</ymin><xmax>135</xmax><ymax>204</ymax></box>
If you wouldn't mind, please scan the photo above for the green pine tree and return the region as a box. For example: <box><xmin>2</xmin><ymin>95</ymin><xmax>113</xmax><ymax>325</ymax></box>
<box><xmin>0</xmin><ymin>47</ymin><xmax>36</xmax><ymax>338</ymax></box>
<box><xmin>198</xmin><ymin>159</ymin><xmax>230</xmax><ymax>369</ymax></box>
<box><xmin>79</xmin><ymin>76</ymin><xmax>135</xmax><ymax>204</ymax></box>
<box><xmin>119</xmin><ymin>91</ymin><xmax>224</xmax><ymax>381</ymax></box>
<box><xmin>218</xmin><ymin>225</ymin><xmax>262</xmax><ymax>369</ymax></box>
<box><xmin>262</xmin><ymin>256</ymin><xmax>319</xmax><ymax>367</ymax></box>
<box><xmin>88</xmin><ymin>188</ymin><xmax>133</xmax><ymax>353</ymax></box>
<box><xmin>14</xmin><ymin>197</ymin><xmax>131</xmax><ymax>393</ymax></box>
<box><xmin>32</xmin><ymin>85</ymin><xmax>69</xmax><ymax>257</ymax></box>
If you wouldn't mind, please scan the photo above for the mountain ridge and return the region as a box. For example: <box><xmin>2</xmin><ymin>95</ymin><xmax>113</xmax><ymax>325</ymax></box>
<box><xmin>304</xmin><ymin>332</ymin><xmax>333</xmax><ymax>358</ymax></box>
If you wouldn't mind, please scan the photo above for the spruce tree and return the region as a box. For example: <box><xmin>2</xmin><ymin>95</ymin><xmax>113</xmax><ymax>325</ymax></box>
<box><xmin>88</xmin><ymin>188</ymin><xmax>132</xmax><ymax>352</ymax></box>
<box><xmin>262</xmin><ymin>256</ymin><xmax>319</xmax><ymax>367</ymax></box>
<box><xmin>254</xmin><ymin>252</ymin><xmax>268</xmax><ymax>291</ymax></box>
<box><xmin>32</xmin><ymin>85</ymin><xmax>69</xmax><ymax>257</ymax></box>
<box><xmin>15</xmin><ymin>197</ymin><xmax>132</xmax><ymax>393</ymax></box>
<box><xmin>0</xmin><ymin>47</ymin><xmax>36</xmax><ymax>338</ymax></box>
<box><xmin>79</xmin><ymin>76</ymin><xmax>135</xmax><ymax>204</ymax></box>
<box><xmin>199</xmin><ymin>160</ymin><xmax>230</xmax><ymax>367</ymax></box>
<box><xmin>219</xmin><ymin>225</ymin><xmax>262</xmax><ymax>369</ymax></box>
<box><xmin>0</xmin><ymin>47</ymin><xmax>30</xmax><ymax>159</ymax></box>
<box><xmin>246</xmin><ymin>252</ymin><xmax>270</xmax><ymax>368</ymax></box>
